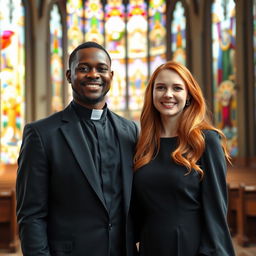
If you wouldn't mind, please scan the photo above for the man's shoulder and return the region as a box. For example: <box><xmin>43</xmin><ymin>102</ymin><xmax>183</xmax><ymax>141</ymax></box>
<box><xmin>26</xmin><ymin>104</ymin><xmax>72</xmax><ymax>130</ymax></box>
<box><xmin>29</xmin><ymin>110</ymin><xmax>62</xmax><ymax>127</ymax></box>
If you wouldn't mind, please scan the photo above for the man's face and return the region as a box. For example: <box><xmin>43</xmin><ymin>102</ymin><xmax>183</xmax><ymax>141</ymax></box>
<box><xmin>66</xmin><ymin>47</ymin><xmax>113</xmax><ymax>109</ymax></box>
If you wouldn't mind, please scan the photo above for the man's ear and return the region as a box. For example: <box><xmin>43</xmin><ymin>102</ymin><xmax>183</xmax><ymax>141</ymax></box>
<box><xmin>66</xmin><ymin>69</ymin><xmax>71</xmax><ymax>83</ymax></box>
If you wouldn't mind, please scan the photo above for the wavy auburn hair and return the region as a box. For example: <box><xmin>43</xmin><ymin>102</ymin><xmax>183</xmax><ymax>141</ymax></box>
<box><xmin>133</xmin><ymin>61</ymin><xmax>230</xmax><ymax>178</ymax></box>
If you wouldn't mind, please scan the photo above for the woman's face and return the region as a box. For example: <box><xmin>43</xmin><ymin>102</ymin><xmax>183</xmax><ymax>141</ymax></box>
<box><xmin>153</xmin><ymin>69</ymin><xmax>189</xmax><ymax>120</ymax></box>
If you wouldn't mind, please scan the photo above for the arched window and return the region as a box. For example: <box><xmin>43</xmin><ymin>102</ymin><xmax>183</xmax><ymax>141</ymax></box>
<box><xmin>49</xmin><ymin>3</ymin><xmax>64</xmax><ymax>113</ymax></box>
<box><xmin>211</xmin><ymin>0</ymin><xmax>237</xmax><ymax>156</ymax></box>
<box><xmin>0</xmin><ymin>0</ymin><xmax>25</xmax><ymax>164</ymax></box>
<box><xmin>171</xmin><ymin>1</ymin><xmax>186</xmax><ymax>65</ymax></box>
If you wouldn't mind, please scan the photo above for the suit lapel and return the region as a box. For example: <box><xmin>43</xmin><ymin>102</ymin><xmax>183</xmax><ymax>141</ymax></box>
<box><xmin>60</xmin><ymin>105</ymin><xmax>107</xmax><ymax>211</ymax></box>
<box><xmin>109</xmin><ymin>111</ymin><xmax>134</xmax><ymax>218</ymax></box>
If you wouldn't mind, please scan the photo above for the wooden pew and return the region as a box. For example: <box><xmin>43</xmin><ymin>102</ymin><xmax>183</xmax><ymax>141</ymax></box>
<box><xmin>236</xmin><ymin>184</ymin><xmax>256</xmax><ymax>246</ymax></box>
<box><xmin>0</xmin><ymin>164</ymin><xmax>18</xmax><ymax>252</ymax></box>
<box><xmin>227</xmin><ymin>184</ymin><xmax>239</xmax><ymax>235</ymax></box>
<box><xmin>0</xmin><ymin>188</ymin><xmax>18</xmax><ymax>252</ymax></box>
<box><xmin>226</xmin><ymin>167</ymin><xmax>256</xmax><ymax>238</ymax></box>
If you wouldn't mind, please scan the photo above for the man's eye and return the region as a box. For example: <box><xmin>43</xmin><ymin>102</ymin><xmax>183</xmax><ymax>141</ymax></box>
<box><xmin>78</xmin><ymin>67</ymin><xmax>89</xmax><ymax>72</ymax></box>
<box><xmin>98</xmin><ymin>67</ymin><xmax>109</xmax><ymax>72</ymax></box>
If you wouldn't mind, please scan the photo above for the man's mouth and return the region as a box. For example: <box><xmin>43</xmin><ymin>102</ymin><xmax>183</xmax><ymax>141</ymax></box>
<box><xmin>86</xmin><ymin>84</ymin><xmax>102</xmax><ymax>88</ymax></box>
<box><xmin>81</xmin><ymin>82</ymin><xmax>103</xmax><ymax>88</ymax></box>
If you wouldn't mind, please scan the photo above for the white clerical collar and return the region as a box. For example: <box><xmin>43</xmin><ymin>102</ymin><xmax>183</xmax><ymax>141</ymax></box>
<box><xmin>90</xmin><ymin>109</ymin><xmax>104</xmax><ymax>120</ymax></box>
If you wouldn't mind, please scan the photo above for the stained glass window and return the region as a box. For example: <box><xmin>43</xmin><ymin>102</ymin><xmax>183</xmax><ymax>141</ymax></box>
<box><xmin>127</xmin><ymin>0</ymin><xmax>148</xmax><ymax>120</ymax></box>
<box><xmin>66</xmin><ymin>0</ymin><xmax>84</xmax><ymax>102</ymax></box>
<box><xmin>149</xmin><ymin>0</ymin><xmax>166</xmax><ymax>74</ymax></box>
<box><xmin>84</xmin><ymin>0</ymin><xmax>104</xmax><ymax>44</ymax></box>
<box><xmin>49</xmin><ymin>4</ymin><xmax>64</xmax><ymax>113</ymax></box>
<box><xmin>0</xmin><ymin>0</ymin><xmax>25</xmax><ymax>164</ymax></box>
<box><xmin>105</xmin><ymin>0</ymin><xmax>126</xmax><ymax>112</ymax></box>
<box><xmin>67</xmin><ymin>0</ymin><xmax>84</xmax><ymax>54</ymax></box>
<box><xmin>212</xmin><ymin>0</ymin><xmax>237</xmax><ymax>156</ymax></box>
<box><xmin>171</xmin><ymin>1</ymin><xmax>186</xmax><ymax>65</ymax></box>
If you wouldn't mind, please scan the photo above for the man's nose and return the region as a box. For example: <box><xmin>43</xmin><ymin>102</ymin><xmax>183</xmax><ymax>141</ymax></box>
<box><xmin>87</xmin><ymin>68</ymin><xmax>100</xmax><ymax>78</ymax></box>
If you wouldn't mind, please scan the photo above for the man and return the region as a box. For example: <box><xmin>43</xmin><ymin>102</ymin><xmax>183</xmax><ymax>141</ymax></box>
<box><xmin>16</xmin><ymin>41</ymin><xmax>139</xmax><ymax>256</ymax></box>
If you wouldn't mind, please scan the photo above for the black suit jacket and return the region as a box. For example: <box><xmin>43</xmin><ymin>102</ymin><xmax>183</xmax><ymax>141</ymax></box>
<box><xmin>16</xmin><ymin>103</ymin><xmax>139</xmax><ymax>256</ymax></box>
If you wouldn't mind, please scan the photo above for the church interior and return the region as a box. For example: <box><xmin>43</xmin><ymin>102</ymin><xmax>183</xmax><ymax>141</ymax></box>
<box><xmin>0</xmin><ymin>0</ymin><xmax>256</xmax><ymax>255</ymax></box>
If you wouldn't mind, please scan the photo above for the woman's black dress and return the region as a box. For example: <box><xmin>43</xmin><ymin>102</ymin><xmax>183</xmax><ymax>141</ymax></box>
<box><xmin>133</xmin><ymin>130</ymin><xmax>235</xmax><ymax>256</ymax></box>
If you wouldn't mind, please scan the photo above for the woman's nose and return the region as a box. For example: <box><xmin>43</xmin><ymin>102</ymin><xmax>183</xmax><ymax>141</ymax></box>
<box><xmin>164</xmin><ymin>89</ymin><xmax>173</xmax><ymax>97</ymax></box>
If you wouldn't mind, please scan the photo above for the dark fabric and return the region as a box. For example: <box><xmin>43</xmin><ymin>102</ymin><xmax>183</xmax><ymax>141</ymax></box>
<box><xmin>132</xmin><ymin>130</ymin><xmax>235</xmax><ymax>256</ymax></box>
<box><xmin>72</xmin><ymin>101</ymin><xmax>124</xmax><ymax>255</ymax></box>
<box><xmin>16</xmin><ymin>103</ymin><xmax>139</xmax><ymax>256</ymax></box>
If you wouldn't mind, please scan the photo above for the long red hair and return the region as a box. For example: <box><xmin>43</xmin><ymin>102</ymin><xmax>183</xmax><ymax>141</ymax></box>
<box><xmin>133</xmin><ymin>61</ymin><xmax>230</xmax><ymax>178</ymax></box>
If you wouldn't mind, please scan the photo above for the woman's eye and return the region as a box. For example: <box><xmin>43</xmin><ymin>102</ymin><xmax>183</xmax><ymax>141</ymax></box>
<box><xmin>156</xmin><ymin>86</ymin><xmax>165</xmax><ymax>90</ymax></box>
<box><xmin>174</xmin><ymin>86</ymin><xmax>183</xmax><ymax>91</ymax></box>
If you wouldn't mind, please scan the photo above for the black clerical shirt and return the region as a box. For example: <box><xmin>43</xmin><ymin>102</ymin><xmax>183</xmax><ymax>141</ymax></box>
<box><xmin>71</xmin><ymin>101</ymin><xmax>124</xmax><ymax>256</ymax></box>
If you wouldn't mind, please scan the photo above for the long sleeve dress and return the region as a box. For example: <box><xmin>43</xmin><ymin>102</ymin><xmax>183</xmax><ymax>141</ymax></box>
<box><xmin>132</xmin><ymin>130</ymin><xmax>235</xmax><ymax>256</ymax></box>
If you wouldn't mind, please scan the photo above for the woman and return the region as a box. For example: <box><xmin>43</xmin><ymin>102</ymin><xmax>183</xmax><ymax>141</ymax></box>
<box><xmin>133</xmin><ymin>61</ymin><xmax>235</xmax><ymax>256</ymax></box>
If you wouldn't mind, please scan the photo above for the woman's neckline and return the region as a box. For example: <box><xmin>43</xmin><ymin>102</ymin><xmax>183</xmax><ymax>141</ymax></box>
<box><xmin>160</xmin><ymin>136</ymin><xmax>178</xmax><ymax>139</ymax></box>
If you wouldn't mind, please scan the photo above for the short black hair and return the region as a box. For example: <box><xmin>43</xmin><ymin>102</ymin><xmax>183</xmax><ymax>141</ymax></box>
<box><xmin>68</xmin><ymin>41</ymin><xmax>112</xmax><ymax>68</ymax></box>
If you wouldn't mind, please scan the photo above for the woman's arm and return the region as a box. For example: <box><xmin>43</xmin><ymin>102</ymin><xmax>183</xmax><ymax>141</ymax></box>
<box><xmin>198</xmin><ymin>130</ymin><xmax>235</xmax><ymax>256</ymax></box>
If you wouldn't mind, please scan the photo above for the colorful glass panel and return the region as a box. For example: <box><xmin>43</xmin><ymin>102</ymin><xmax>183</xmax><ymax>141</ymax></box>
<box><xmin>66</xmin><ymin>0</ymin><xmax>84</xmax><ymax>102</ymax></box>
<box><xmin>212</xmin><ymin>0</ymin><xmax>237</xmax><ymax>156</ymax></box>
<box><xmin>66</xmin><ymin>0</ymin><xmax>84</xmax><ymax>54</ymax></box>
<box><xmin>127</xmin><ymin>0</ymin><xmax>147</xmax><ymax>58</ymax></box>
<box><xmin>149</xmin><ymin>0</ymin><xmax>166</xmax><ymax>74</ymax></box>
<box><xmin>171</xmin><ymin>1</ymin><xmax>186</xmax><ymax>65</ymax></box>
<box><xmin>107</xmin><ymin>59</ymin><xmax>126</xmax><ymax>112</ymax></box>
<box><xmin>105</xmin><ymin>0</ymin><xmax>126</xmax><ymax>111</ymax></box>
<box><xmin>127</xmin><ymin>0</ymin><xmax>148</xmax><ymax>119</ymax></box>
<box><xmin>128</xmin><ymin>58</ymin><xmax>148</xmax><ymax>111</ymax></box>
<box><xmin>50</xmin><ymin>4</ymin><xmax>64</xmax><ymax>113</ymax></box>
<box><xmin>84</xmin><ymin>0</ymin><xmax>104</xmax><ymax>45</ymax></box>
<box><xmin>0</xmin><ymin>0</ymin><xmax>25</xmax><ymax>163</ymax></box>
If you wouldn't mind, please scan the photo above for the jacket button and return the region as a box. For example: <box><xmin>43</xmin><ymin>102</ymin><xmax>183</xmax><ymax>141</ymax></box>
<box><xmin>108</xmin><ymin>223</ymin><xmax>112</xmax><ymax>230</ymax></box>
